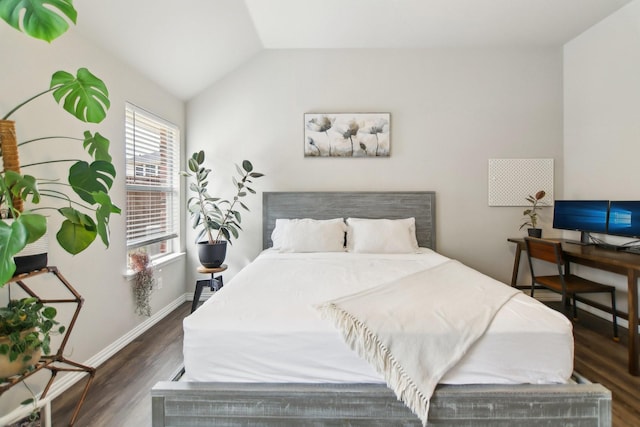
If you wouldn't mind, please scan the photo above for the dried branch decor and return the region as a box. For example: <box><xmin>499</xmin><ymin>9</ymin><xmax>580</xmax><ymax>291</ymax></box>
<box><xmin>130</xmin><ymin>251</ymin><xmax>155</xmax><ymax>317</ymax></box>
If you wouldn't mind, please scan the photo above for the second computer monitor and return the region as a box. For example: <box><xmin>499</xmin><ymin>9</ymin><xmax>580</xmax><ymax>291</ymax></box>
<box><xmin>608</xmin><ymin>201</ymin><xmax>640</xmax><ymax>238</ymax></box>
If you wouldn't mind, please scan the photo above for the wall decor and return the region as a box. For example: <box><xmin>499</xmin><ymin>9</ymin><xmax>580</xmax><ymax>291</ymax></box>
<box><xmin>304</xmin><ymin>113</ymin><xmax>390</xmax><ymax>157</ymax></box>
<box><xmin>488</xmin><ymin>158</ymin><xmax>554</xmax><ymax>206</ymax></box>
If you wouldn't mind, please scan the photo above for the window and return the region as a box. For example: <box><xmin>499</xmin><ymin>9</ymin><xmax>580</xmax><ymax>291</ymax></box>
<box><xmin>125</xmin><ymin>103</ymin><xmax>180</xmax><ymax>263</ymax></box>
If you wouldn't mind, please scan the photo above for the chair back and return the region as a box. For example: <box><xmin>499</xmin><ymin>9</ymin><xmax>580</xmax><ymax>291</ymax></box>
<box><xmin>524</xmin><ymin>238</ymin><xmax>564</xmax><ymax>265</ymax></box>
<box><xmin>524</xmin><ymin>237</ymin><xmax>566</xmax><ymax>279</ymax></box>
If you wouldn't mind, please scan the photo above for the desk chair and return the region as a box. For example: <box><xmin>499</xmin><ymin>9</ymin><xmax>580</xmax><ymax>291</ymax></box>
<box><xmin>524</xmin><ymin>237</ymin><xmax>619</xmax><ymax>341</ymax></box>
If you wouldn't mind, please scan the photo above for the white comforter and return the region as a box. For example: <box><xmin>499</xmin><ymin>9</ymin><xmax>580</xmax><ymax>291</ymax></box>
<box><xmin>183</xmin><ymin>249</ymin><xmax>573</xmax><ymax>387</ymax></box>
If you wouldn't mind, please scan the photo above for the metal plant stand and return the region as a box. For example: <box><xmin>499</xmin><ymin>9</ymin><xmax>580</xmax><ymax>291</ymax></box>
<box><xmin>0</xmin><ymin>267</ymin><xmax>96</xmax><ymax>426</ymax></box>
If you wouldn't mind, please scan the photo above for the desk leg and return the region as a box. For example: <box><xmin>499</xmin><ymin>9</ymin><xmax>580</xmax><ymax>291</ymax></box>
<box><xmin>628</xmin><ymin>271</ymin><xmax>639</xmax><ymax>376</ymax></box>
<box><xmin>510</xmin><ymin>245</ymin><xmax>522</xmax><ymax>287</ymax></box>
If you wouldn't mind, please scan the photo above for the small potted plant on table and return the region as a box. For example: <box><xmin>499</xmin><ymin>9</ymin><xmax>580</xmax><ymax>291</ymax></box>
<box><xmin>520</xmin><ymin>190</ymin><xmax>546</xmax><ymax>238</ymax></box>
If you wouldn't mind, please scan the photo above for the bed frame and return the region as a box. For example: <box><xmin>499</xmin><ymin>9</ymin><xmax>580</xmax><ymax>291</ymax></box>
<box><xmin>152</xmin><ymin>191</ymin><xmax>611</xmax><ymax>426</ymax></box>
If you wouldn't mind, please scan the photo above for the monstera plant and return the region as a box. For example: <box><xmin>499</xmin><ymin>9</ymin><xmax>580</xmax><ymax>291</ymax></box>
<box><xmin>0</xmin><ymin>0</ymin><xmax>120</xmax><ymax>284</ymax></box>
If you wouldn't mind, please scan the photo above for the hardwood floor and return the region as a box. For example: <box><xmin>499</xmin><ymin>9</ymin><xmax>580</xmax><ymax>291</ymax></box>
<box><xmin>51</xmin><ymin>301</ymin><xmax>640</xmax><ymax>426</ymax></box>
<box><xmin>51</xmin><ymin>303</ymin><xmax>190</xmax><ymax>427</ymax></box>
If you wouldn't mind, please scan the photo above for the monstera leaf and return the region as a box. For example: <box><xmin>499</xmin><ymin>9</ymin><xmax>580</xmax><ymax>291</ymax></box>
<box><xmin>56</xmin><ymin>207</ymin><xmax>97</xmax><ymax>255</ymax></box>
<box><xmin>51</xmin><ymin>68</ymin><xmax>110</xmax><ymax>123</ymax></box>
<box><xmin>83</xmin><ymin>131</ymin><xmax>112</xmax><ymax>162</ymax></box>
<box><xmin>0</xmin><ymin>0</ymin><xmax>77</xmax><ymax>42</ymax></box>
<box><xmin>92</xmin><ymin>191</ymin><xmax>121</xmax><ymax>247</ymax></box>
<box><xmin>3</xmin><ymin>171</ymin><xmax>40</xmax><ymax>205</ymax></box>
<box><xmin>68</xmin><ymin>160</ymin><xmax>116</xmax><ymax>204</ymax></box>
<box><xmin>0</xmin><ymin>214</ymin><xmax>46</xmax><ymax>284</ymax></box>
<box><xmin>0</xmin><ymin>219</ymin><xmax>27</xmax><ymax>284</ymax></box>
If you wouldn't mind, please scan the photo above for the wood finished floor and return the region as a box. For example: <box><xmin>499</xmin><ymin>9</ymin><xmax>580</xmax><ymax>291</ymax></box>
<box><xmin>51</xmin><ymin>301</ymin><xmax>640</xmax><ymax>426</ymax></box>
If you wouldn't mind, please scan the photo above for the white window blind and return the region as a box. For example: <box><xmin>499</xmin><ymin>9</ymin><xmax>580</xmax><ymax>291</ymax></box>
<box><xmin>125</xmin><ymin>103</ymin><xmax>179</xmax><ymax>256</ymax></box>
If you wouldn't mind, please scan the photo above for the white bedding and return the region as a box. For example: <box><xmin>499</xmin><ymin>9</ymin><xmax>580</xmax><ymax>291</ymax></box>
<box><xmin>183</xmin><ymin>249</ymin><xmax>574</xmax><ymax>385</ymax></box>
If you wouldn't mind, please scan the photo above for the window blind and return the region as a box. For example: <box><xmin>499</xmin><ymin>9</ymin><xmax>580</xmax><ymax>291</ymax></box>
<box><xmin>125</xmin><ymin>103</ymin><xmax>179</xmax><ymax>252</ymax></box>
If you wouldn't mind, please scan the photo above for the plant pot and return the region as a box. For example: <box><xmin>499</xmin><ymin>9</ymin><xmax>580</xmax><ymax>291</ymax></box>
<box><xmin>527</xmin><ymin>228</ymin><xmax>542</xmax><ymax>238</ymax></box>
<box><xmin>197</xmin><ymin>241</ymin><xmax>227</xmax><ymax>268</ymax></box>
<box><xmin>4</xmin><ymin>219</ymin><xmax>48</xmax><ymax>275</ymax></box>
<box><xmin>0</xmin><ymin>330</ymin><xmax>42</xmax><ymax>378</ymax></box>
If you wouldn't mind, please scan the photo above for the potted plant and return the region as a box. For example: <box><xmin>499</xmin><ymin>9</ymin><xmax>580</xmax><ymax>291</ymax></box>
<box><xmin>0</xmin><ymin>297</ymin><xmax>65</xmax><ymax>378</ymax></box>
<box><xmin>181</xmin><ymin>151</ymin><xmax>264</xmax><ymax>268</ymax></box>
<box><xmin>520</xmin><ymin>190</ymin><xmax>546</xmax><ymax>238</ymax></box>
<box><xmin>0</xmin><ymin>1</ymin><xmax>120</xmax><ymax>285</ymax></box>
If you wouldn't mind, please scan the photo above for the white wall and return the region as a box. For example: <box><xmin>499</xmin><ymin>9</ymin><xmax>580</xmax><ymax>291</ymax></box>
<box><xmin>0</xmin><ymin>25</ymin><xmax>186</xmax><ymax>414</ymax></box>
<box><xmin>564</xmin><ymin>0</ymin><xmax>640</xmax><ymax>317</ymax></box>
<box><xmin>186</xmin><ymin>48</ymin><xmax>564</xmax><ymax>289</ymax></box>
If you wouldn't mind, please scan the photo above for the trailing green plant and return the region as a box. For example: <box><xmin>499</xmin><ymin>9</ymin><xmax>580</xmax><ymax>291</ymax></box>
<box><xmin>0</xmin><ymin>0</ymin><xmax>120</xmax><ymax>285</ymax></box>
<box><xmin>0</xmin><ymin>297</ymin><xmax>65</xmax><ymax>366</ymax></box>
<box><xmin>181</xmin><ymin>151</ymin><xmax>264</xmax><ymax>244</ymax></box>
<box><xmin>520</xmin><ymin>190</ymin><xmax>546</xmax><ymax>230</ymax></box>
<box><xmin>130</xmin><ymin>250</ymin><xmax>155</xmax><ymax>317</ymax></box>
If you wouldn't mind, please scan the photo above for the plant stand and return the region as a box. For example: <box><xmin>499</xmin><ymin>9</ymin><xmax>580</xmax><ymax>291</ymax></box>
<box><xmin>0</xmin><ymin>267</ymin><xmax>96</xmax><ymax>426</ymax></box>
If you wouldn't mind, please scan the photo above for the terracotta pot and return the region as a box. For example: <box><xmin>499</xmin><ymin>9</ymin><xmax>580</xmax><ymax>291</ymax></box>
<box><xmin>0</xmin><ymin>329</ymin><xmax>42</xmax><ymax>378</ymax></box>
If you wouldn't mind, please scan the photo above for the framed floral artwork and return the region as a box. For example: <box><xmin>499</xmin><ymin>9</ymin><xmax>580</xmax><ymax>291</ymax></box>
<box><xmin>304</xmin><ymin>113</ymin><xmax>390</xmax><ymax>157</ymax></box>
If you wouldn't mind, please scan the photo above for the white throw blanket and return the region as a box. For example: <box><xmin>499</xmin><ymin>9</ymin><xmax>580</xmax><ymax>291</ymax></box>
<box><xmin>316</xmin><ymin>259</ymin><xmax>519</xmax><ymax>426</ymax></box>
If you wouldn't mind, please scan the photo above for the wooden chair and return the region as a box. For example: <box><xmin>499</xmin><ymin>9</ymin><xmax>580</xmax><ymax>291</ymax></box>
<box><xmin>524</xmin><ymin>237</ymin><xmax>619</xmax><ymax>341</ymax></box>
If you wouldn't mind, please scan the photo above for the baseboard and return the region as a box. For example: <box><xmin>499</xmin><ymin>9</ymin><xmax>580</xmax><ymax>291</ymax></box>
<box><xmin>0</xmin><ymin>294</ymin><xmax>189</xmax><ymax>427</ymax></box>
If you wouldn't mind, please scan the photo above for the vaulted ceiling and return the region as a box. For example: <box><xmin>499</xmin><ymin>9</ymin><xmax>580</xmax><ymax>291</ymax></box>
<box><xmin>75</xmin><ymin>0</ymin><xmax>631</xmax><ymax>100</ymax></box>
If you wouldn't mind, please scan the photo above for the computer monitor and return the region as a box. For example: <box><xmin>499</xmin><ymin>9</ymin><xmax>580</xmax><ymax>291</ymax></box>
<box><xmin>607</xmin><ymin>201</ymin><xmax>640</xmax><ymax>238</ymax></box>
<box><xmin>552</xmin><ymin>200</ymin><xmax>609</xmax><ymax>243</ymax></box>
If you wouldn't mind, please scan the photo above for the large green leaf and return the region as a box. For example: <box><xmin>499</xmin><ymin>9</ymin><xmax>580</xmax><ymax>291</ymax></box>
<box><xmin>56</xmin><ymin>207</ymin><xmax>96</xmax><ymax>254</ymax></box>
<box><xmin>50</xmin><ymin>68</ymin><xmax>110</xmax><ymax>123</ymax></box>
<box><xmin>68</xmin><ymin>160</ymin><xmax>116</xmax><ymax>204</ymax></box>
<box><xmin>0</xmin><ymin>0</ymin><xmax>77</xmax><ymax>42</ymax></box>
<box><xmin>4</xmin><ymin>171</ymin><xmax>40</xmax><ymax>204</ymax></box>
<box><xmin>0</xmin><ymin>219</ymin><xmax>28</xmax><ymax>285</ymax></box>
<box><xmin>92</xmin><ymin>191</ymin><xmax>121</xmax><ymax>247</ymax></box>
<box><xmin>18</xmin><ymin>213</ymin><xmax>46</xmax><ymax>244</ymax></box>
<box><xmin>82</xmin><ymin>131</ymin><xmax>112</xmax><ymax>162</ymax></box>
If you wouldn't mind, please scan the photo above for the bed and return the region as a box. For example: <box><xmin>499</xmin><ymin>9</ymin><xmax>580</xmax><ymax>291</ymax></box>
<box><xmin>152</xmin><ymin>191</ymin><xmax>611</xmax><ymax>426</ymax></box>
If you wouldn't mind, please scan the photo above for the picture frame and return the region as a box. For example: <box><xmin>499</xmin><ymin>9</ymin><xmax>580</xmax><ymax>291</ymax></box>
<box><xmin>304</xmin><ymin>113</ymin><xmax>390</xmax><ymax>157</ymax></box>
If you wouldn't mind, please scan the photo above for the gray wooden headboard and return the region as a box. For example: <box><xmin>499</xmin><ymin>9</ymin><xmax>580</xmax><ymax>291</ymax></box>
<box><xmin>262</xmin><ymin>191</ymin><xmax>436</xmax><ymax>250</ymax></box>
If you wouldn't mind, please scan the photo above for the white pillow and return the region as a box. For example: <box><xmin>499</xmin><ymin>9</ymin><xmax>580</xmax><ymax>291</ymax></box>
<box><xmin>271</xmin><ymin>218</ymin><xmax>291</xmax><ymax>249</ymax></box>
<box><xmin>346</xmin><ymin>217</ymin><xmax>419</xmax><ymax>253</ymax></box>
<box><xmin>271</xmin><ymin>218</ymin><xmax>346</xmax><ymax>252</ymax></box>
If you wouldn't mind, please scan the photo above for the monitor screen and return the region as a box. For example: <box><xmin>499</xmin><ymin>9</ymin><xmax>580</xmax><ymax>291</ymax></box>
<box><xmin>607</xmin><ymin>201</ymin><xmax>640</xmax><ymax>238</ymax></box>
<box><xmin>552</xmin><ymin>200</ymin><xmax>609</xmax><ymax>233</ymax></box>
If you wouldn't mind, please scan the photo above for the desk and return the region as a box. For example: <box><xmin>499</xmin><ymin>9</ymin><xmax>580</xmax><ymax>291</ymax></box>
<box><xmin>508</xmin><ymin>237</ymin><xmax>640</xmax><ymax>376</ymax></box>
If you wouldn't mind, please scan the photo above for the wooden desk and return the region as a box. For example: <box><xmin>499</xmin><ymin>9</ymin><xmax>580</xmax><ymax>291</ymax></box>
<box><xmin>508</xmin><ymin>237</ymin><xmax>640</xmax><ymax>376</ymax></box>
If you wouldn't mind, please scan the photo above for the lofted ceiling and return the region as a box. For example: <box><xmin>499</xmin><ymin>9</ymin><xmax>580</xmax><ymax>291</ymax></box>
<box><xmin>75</xmin><ymin>0</ymin><xmax>631</xmax><ymax>100</ymax></box>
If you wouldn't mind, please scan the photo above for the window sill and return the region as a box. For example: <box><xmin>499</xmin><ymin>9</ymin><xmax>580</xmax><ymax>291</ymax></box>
<box><xmin>124</xmin><ymin>251</ymin><xmax>185</xmax><ymax>279</ymax></box>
